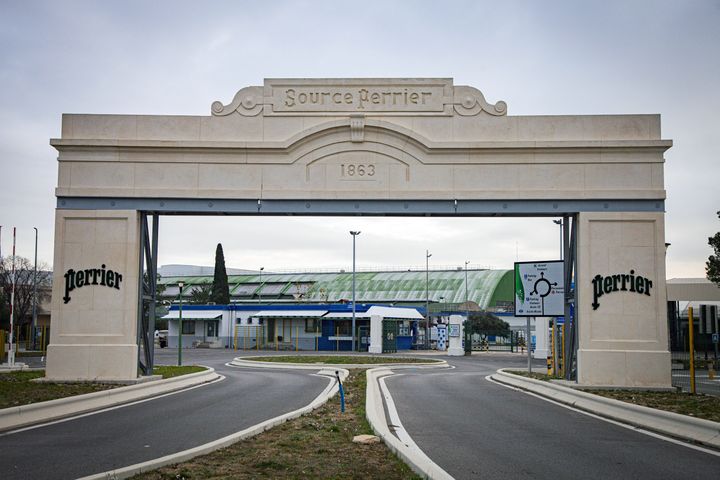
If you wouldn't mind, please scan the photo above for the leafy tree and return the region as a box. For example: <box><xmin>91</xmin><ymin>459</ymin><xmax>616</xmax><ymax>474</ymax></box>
<box><xmin>463</xmin><ymin>310</ymin><xmax>510</xmax><ymax>340</ymax></box>
<box><xmin>0</xmin><ymin>256</ymin><xmax>52</xmax><ymax>330</ymax></box>
<box><xmin>190</xmin><ymin>283</ymin><xmax>212</xmax><ymax>304</ymax></box>
<box><xmin>707</xmin><ymin>211</ymin><xmax>720</xmax><ymax>287</ymax></box>
<box><xmin>210</xmin><ymin>243</ymin><xmax>230</xmax><ymax>304</ymax></box>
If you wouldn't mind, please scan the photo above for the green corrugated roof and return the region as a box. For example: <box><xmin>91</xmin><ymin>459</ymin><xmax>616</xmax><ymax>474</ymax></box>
<box><xmin>159</xmin><ymin>269</ymin><xmax>513</xmax><ymax>308</ymax></box>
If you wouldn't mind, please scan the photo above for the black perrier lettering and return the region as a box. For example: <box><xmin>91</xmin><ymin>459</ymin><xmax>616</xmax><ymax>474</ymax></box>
<box><xmin>63</xmin><ymin>265</ymin><xmax>122</xmax><ymax>304</ymax></box>
<box><xmin>591</xmin><ymin>269</ymin><xmax>652</xmax><ymax>310</ymax></box>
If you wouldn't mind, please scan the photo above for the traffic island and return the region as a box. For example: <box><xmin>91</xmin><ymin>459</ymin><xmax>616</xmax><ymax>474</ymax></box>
<box><xmin>130</xmin><ymin>370</ymin><xmax>420</xmax><ymax>480</ymax></box>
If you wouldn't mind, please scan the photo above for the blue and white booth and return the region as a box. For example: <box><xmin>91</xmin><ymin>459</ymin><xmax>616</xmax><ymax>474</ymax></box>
<box><xmin>163</xmin><ymin>303</ymin><xmax>423</xmax><ymax>351</ymax></box>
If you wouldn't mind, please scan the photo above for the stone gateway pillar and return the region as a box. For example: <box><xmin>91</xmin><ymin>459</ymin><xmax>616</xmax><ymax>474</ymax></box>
<box><xmin>576</xmin><ymin>212</ymin><xmax>670</xmax><ymax>387</ymax></box>
<box><xmin>46</xmin><ymin>210</ymin><xmax>141</xmax><ymax>381</ymax></box>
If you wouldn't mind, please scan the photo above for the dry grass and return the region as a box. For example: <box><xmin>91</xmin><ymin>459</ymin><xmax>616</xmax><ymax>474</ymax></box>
<box><xmin>133</xmin><ymin>371</ymin><xmax>420</xmax><ymax>480</ymax></box>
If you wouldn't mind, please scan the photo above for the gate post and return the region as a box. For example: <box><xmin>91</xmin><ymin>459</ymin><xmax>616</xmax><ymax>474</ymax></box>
<box><xmin>368</xmin><ymin>314</ymin><xmax>382</xmax><ymax>354</ymax></box>
<box><xmin>576</xmin><ymin>212</ymin><xmax>671</xmax><ymax>387</ymax></box>
<box><xmin>46</xmin><ymin>209</ymin><xmax>141</xmax><ymax>381</ymax></box>
<box><xmin>448</xmin><ymin>315</ymin><xmax>465</xmax><ymax>356</ymax></box>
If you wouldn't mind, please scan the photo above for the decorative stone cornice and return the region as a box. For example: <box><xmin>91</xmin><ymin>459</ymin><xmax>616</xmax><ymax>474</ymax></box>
<box><xmin>453</xmin><ymin>86</ymin><xmax>507</xmax><ymax>116</ymax></box>
<box><xmin>210</xmin><ymin>79</ymin><xmax>507</xmax><ymax>117</ymax></box>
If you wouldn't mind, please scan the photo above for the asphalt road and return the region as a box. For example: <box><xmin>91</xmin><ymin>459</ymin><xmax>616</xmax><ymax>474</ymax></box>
<box><xmin>0</xmin><ymin>349</ymin><xmax>330</xmax><ymax>480</ymax></box>
<box><xmin>385</xmin><ymin>353</ymin><xmax>720</xmax><ymax>480</ymax></box>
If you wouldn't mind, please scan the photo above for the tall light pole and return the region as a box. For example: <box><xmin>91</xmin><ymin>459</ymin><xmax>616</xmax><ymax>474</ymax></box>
<box><xmin>350</xmin><ymin>231</ymin><xmax>360</xmax><ymax>352</ymax></box>
<box><xmin>259</xmin><ymin>267</ymin><xmax>264</xmax><ymax>303</ymax></box>
<box><xmin>32</xmin><ymin>227</ymin><xmax>38</xmax><ymax>350</ymax></box>
<box><xmin>177</xmin><ymin>281</ymin><xmax>184</xmax><ymax>366</ymax></box>
<box><xmin>464</xmin><ymin>260</ymin><xmax>470</xmax><ymax>305</ymax></box>
<box><xmin>553</xmin><ymin>219</ymin><xmax>562</xmax><ymax>260</ymax></box>
<box><xmin>426</xmin><ymin>250</ymin><xmax>432</xmax><ymax>349</ymax></box>
<box><xmin>464</xmin><ymin>260</ymin><xmax>470</xmax><ymax>322</ymax></box>
<box><xmin>8</xmin><ymin>228</ymin><xmax>16</xmax><ymax>366</ymax></box>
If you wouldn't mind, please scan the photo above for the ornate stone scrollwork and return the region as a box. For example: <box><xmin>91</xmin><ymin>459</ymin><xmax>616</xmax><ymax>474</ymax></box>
<box><xmin>453</xmin><ymin>86</ymin><xmax>507</xmax><ymax>116</ymax></box>
<box><xmin>349</xmin><ymin>114</ymin><xmax>365</xmax><ymax>142</ymax></box>
<box><xmin>211</xmin><ymin>86</ymin><xmax>264</xmax><ymax>116</ymax></box>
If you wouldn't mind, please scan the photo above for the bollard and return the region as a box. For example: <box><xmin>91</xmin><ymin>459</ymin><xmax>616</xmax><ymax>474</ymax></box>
<box><xmin>689</xmin><ymin>307</ymin><xmax>696</xmax><ymax>394</ymax></box>
<box><xmin>335</xmin><ymin>370</ymin><xmax>345</xmax><ymax>413</ymax></box>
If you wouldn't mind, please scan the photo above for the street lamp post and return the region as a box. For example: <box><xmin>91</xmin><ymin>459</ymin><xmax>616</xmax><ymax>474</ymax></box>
<box><xmin>350</xmin><ymin>231</ymin><xmax>360</xmax><ymax>352</ymax></box>
<box><xmin>32</xmin><ymin>227</ymin><xmax>38</xmax><ymax>350</ymax></box>
<box><xmin>426</xmin><ymin>250</ymin><xmax>432</xmax><ymax>349</ymax></box>
<box><xmin>464</xmin><ymin>260</ymin><xmax>470</xmax><ymax>322</ymax></box>
<box><xmin>259</xmin><ymin>267</ymin><xmax>264</xmax><ymax>303</ymax></box>
<box><xmin>553</xmin><ymin>219</ymin><xmax>562</xmax><ymax>260</ymax></box>
<box><xmin>177</xmin><ymin>281</ymin><xmax>184</xmax><ymax>366</ymax></box>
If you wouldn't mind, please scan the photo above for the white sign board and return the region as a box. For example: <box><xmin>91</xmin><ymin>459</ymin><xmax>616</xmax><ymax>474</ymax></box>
<box><xmin>514</xmin><ymin>261</ymin><xmax>565</xmax><ymax>317</ymax></box>
<box><xmin>448</xmin><ymin>324</ymin><xmax>460</xmax><ymax>337</ymax></box>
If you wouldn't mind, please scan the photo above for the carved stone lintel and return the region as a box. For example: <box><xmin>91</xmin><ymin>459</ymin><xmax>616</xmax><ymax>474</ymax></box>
<box><xmin>453</xmin><ymin>86</ymin><xmax>507</xmax><ymax>116</ymax></box>
<box><xmin>211</xmin><ymin>86</ymin><xmax>264</xmax><ymax>117</ymax></box>
<box><xmin>350</xmin><ymin>114</ymin><xmax>365</xmax><ymax>142</ymax></box>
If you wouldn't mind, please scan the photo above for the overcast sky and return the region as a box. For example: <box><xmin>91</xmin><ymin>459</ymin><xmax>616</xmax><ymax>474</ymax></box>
<box><xmin>0</xmin><ymin>0</ymin><xmax>718</xmax><ymax>277</ymax></box>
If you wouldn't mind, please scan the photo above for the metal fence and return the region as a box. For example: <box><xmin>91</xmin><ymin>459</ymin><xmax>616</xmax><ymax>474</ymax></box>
<box><xmin>671</xmin><ymin>307</ymin><xmax>720</xmax><ymax>396</ymax></box>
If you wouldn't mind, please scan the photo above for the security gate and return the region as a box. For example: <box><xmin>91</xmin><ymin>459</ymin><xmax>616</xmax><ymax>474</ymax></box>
<box><xmin>382</xmin><ymin>321</ymin><xmax>399</xmax><ymax>353</ymax></box>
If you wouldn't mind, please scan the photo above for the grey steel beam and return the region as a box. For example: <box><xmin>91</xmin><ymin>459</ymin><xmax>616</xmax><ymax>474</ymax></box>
<box><xmin>57</xmin><ymin>197</ymin><xmax>665</xmax><ymax>216</ymax></box>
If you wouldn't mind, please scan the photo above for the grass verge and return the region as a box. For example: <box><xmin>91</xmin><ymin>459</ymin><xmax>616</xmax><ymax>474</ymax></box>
<box><xmin>585</xmin><ymin>390</ymin><xmax>720</xmax><ymax>423</ymax></box>
<box><xmin>0</xmin><ymin>366</ymin><xmax>206</xmax><ymax>409</ymax></box>
<box><xmin>247</xmin><ymin>355</ymin><xmax>440</xmax><ymax>365</ymax></box>
<box><xmin>0</xmin><ymin>371</ymin><xmax>119</xmax><ymax>409</ymax></box>
<box><xmin>153</xmin><ymin>365</ymin><xmax>207</xmax><ymax>378</ymax></box>
<box><xmin>132</xmin><ymin>370</ymin><xmax>420</xmax><ymax>480</ymax></box>
<box><xmin>505</xmin><ymin>369</ymin><xmax>720</xmax><ymax>423</ymax></box>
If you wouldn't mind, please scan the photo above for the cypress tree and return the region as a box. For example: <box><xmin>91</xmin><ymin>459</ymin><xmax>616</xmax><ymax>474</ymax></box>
<box><xmin>210</xmin><ymin>243</ymin><xmax>230</xmax><ymax>304</ymax></box>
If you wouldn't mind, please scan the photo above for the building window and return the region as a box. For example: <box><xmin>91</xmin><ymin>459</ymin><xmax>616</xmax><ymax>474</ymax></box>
<box><xmin>335</xmin><ymin>320</ymin><xmax>351</xmax><ymax>336</ymax></box>
<box><xmin>305</xmin><ymin>318</ymin><xmax>318</xmax><ymax>333</ymax></box>
<box><xmin>399</xmin><ymin>321</ymin><xmax>410</xmax><ymax>336</ymax></box>
<box><xmin>181</xmin><ymin>321</ymin><xmax>195</xmax><ymax>335</ymax></box>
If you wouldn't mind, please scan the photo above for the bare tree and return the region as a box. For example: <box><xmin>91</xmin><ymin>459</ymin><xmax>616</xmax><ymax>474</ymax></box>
<box><xmin>0</xmin><ymin>256</ymin><xmax>52</xmax><ymax>330</ymax></box>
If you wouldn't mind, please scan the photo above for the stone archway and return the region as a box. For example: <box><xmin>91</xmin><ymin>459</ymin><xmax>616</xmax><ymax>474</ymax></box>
<box><xmin>48</xmin><ymin>78</ymin><xmax>671</xmax><ymax>387</ymax></box>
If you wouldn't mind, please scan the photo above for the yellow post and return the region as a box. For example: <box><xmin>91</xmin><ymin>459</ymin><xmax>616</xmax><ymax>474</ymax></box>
<box><xmin>560</xmin><ymin>324</ymin><xmax>565</xmax><ymax>378</ymax></box>
<box><xmin>296</xmin><ymin>325</ymin><xmax>299</xmax><ymax>351</ymax></box>
<box><xmin>689</xmin><ymin>306</ymin><xmax>696</xmax><ymax>394</ymax></box>
<box><xmin>550</xmin><ymin>321</ymin><xmax>556</xmax><ymax>375</ymax></box>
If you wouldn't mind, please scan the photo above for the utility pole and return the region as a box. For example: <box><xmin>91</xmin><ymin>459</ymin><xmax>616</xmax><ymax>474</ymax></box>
<box><xmin>426</xmin><ymin>250</ymin><xmax>432</xmax><ymax>349</ymax></box>
<box><xmin>464</xmin><ymin>260</ymin><xmax>470</xmax><ymax>323</ymax></box>
<box><xmin>177</xmin><ymin>282</ymin><xmax>184</xmax><ymax>366</ymax></box>
<box><xmin>32</xmin><ymin>227</ymin><xmax>38</xmax><ymax>350</ymax></box>
<box><xmin>8</xmin><ymin>228</ymin><xmax>17</xmax><ymax>366</ymax></box>
<box><xmin>350</xmin><ymin>231</ymin><xmax>360</xmax><ymax>352</ymax></box>
<box><xmin>259</xmin><ymin>267</ymin><xmax>264</xmax><ymax>303</ymax></box>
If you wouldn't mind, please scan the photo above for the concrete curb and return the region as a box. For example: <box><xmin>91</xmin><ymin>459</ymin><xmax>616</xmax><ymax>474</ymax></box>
<box><xmin>366</xmin><ymin>365</ymin><xmax>454</xmax><ymax>480</ymax></box>
<box><xmin>0</xmin><ymin>367</ymin><xmax>220</xmax><ymax>432</ymax></box>
<box><xmin>230</xmin><ymin>355</ymin><xmax>447</xmax><ymax>370</ymax></box>
<box><xmin>491</xmin><ymin>369</ymin><xmax>720</xmax><ymax>450</ymax></box>
<box><xmin>78</xmin><ymin>366</ymin><xmax>348</xmax><ymax>480</ymax></box>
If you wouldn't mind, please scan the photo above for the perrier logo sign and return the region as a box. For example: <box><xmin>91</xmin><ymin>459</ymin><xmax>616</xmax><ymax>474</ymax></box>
<box><xmin>63</xmin><ymin>265</ymin><xmax>123</xmax><ymax>304</ymax></box>
<box><xmin>591</xmin><ymin>269</ymin><xmax>652</xmax><ymax>310</ymax></box>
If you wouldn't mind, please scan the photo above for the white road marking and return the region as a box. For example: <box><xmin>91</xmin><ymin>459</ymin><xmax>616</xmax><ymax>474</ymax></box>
<box><xmin>485</xmin><ymin>374</ymin><xmax>720</xmax><ymax>458</ymax></box>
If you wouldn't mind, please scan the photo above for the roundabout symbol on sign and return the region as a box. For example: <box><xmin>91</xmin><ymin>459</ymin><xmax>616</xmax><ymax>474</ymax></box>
<box><xmin>530</xmin><ymin>272</ymin><xmax>557</xmax><ymax>314</ymax></box>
